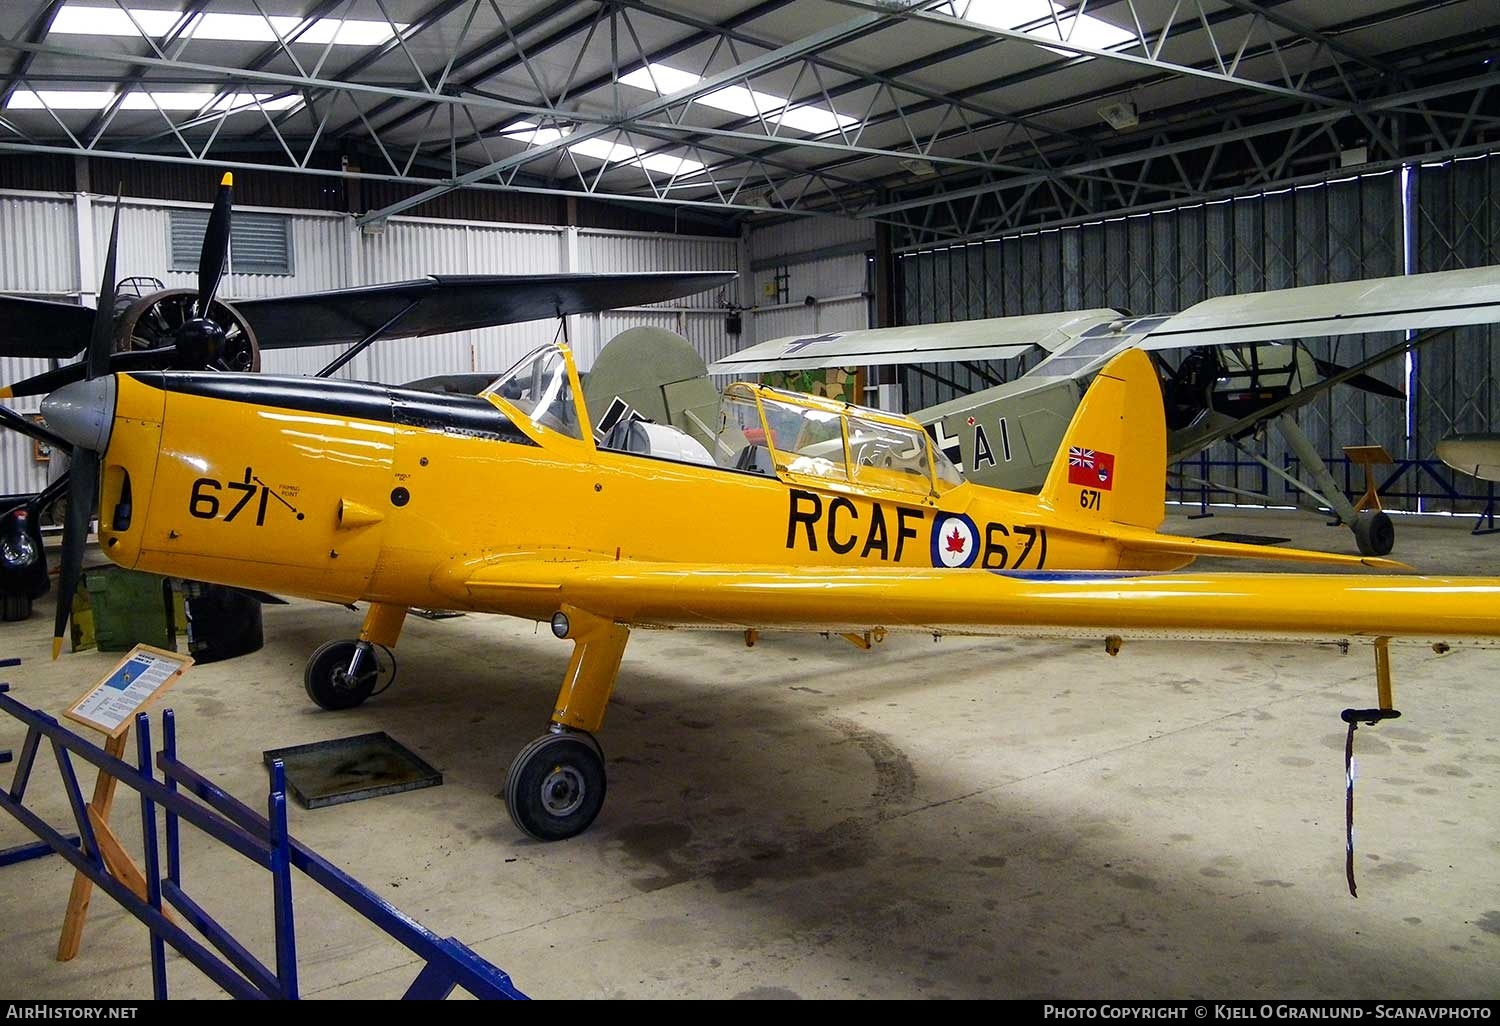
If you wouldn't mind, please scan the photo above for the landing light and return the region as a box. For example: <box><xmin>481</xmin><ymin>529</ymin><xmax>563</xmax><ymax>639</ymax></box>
<box><xmin>550</xmin><ymin>612</ymin><xmax>570</xmax><ymax>639</ymax></box>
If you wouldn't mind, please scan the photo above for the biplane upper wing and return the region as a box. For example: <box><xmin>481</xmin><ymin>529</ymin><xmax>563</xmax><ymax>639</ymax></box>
<box><xmin>443</xmin><ymin>559</ymin><xmax>1500</xmax><ymax>647</ymax></box>
<box><xmin>707</xmin><ymin>309</ymin><xmax>1120</xmax><ymax>374</ymax></box>
<box><xmin>236</xmin><ymin>271</ymin><xmax>736</xmax><ymax>349</ymax></box>
<box><xmin>0</xmin><ymin>296</ymin><xmax>95</xmax><ymax>358</ymax></box>
<box><xmin>1138</xmin><ymin>265</ymin><xmax>1500</xmax><ymax>351</ymax></box>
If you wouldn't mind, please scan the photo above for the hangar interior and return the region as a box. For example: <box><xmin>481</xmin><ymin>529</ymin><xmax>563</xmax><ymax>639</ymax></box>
<box><xmin>1</xmin><ymin>0</ymin><xmax>1498</xmax><ymax>1001</ymax></box>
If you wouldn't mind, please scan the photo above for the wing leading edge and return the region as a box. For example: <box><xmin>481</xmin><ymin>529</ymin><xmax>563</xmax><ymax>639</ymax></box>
<box><xmin>439</xmin><ymin>559</ymin><xmax>1500</xmax><ymax>647</ymax></box>
<box><xmin>236</xmin><ymin>271</ymin><xmax>737</xmax><ymax>349</ymax></box>
<box><xmin>707</xmin><ymin>310</ymin><xmax>1121</xmax><ymax>374</ymax></box>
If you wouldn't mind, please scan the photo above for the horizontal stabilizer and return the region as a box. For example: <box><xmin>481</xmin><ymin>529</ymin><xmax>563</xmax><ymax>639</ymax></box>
<box><xmin>1112</xmin><ymin>527</ymin><xmax>1412</xmax><ymax>571</ymax></box>
<box><xmin>708</xmin><ymin>310</ymin><xmax>1120</xmax><ymax>373</ymax></box>
<box><xmin>1141</xmin><ymin>265</ymin><xmax>1500</xmax><ymax>351</ymax></box>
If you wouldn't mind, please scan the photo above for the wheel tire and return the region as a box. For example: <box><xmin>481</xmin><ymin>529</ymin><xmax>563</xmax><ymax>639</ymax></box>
<box><xmin>1</xmin><ymin>593</ymin><xmax>30</xmax><ymax>622</ymax></box>
<box><xmin>1353</xmin><ymin>509</ymin><xmax>1395</xmax><ymax>557</ymax></box>
<box><xmin>504</xmin><ymin>732</ymin><xmax>607</xmax><ymax>841</ymax></box>
<box><xmin>303</xmin><ymin>640</ymin><xmax>378</xmax><ymax>711</ymax></box>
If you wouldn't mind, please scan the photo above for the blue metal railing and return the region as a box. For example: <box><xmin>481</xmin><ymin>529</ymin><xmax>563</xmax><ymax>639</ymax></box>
<box><xmin>0</xmin><ymin>674</ymin><xmax>528</xmax><ymax>1000</ymax></box>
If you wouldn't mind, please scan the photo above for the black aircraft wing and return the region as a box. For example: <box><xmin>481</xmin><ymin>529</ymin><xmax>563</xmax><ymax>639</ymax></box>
<box><xmin>0</xmin><ymin>296</ymin><xmax>94</xmax><ymax>358</ymax></box>
<box><xmin>235</xmin><ymin>271</ymin><xmax>736</xmax><ymax>349</ymax></box>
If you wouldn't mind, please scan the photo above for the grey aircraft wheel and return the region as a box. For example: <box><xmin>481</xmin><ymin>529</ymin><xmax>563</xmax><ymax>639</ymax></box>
<box><xmin>303</xmin><ymin>639</ymin><xmax>378</xmax><ymax>710</ymax></box>
<box><xmin>1353</xmin><ymin>509</ymin><xmax>1395</xmax><ymax>557</ymax></box>
<box><xmin>504</xmin><ymin>731</ymin><xmax>607</xmax><ymax>841</ymax></box>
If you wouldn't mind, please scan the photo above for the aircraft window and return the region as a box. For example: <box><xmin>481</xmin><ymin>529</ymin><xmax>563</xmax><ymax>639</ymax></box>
<box><xmin>760</xmin><ymin>398</ymin><xmax>848</xmax><ymax>481</ymax></box>
<box><xmin>1035</xmin><ymin>335</ymin><xmax>1127</xmax><ymax>377</ymax></box>
<box><xmin>930</xmin><ymin>442</ymin><xmax>964</xmax><ymax>492</ymax></box>
<box><xmin>483</xmin><ymin>345</ymin><xmax>583</xmax><ymax>441</ymax></box>
<box><xmin>848</xmin><ymin>416</ymin><xmax>931</xmax><ymax>494</ymax></box>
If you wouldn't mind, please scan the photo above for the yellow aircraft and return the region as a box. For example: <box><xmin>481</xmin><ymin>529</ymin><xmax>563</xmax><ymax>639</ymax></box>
<box><xmin>37</xmin><ymin>310</ymin><xmax>1500</xmax><ymax>839</ymax></box>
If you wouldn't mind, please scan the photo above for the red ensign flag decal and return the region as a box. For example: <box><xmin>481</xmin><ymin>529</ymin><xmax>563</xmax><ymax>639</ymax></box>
<box><xmin>1067</xmin><ymin>447</ymin><xmax>1116</xmax><ymax>490</ymax></box>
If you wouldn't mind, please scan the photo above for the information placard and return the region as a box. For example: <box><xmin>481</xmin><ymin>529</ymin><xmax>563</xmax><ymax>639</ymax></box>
<box><xmin>62</xmin><ymin>644</ymin><xmax>193</xmax><ymax>738</ymax></box>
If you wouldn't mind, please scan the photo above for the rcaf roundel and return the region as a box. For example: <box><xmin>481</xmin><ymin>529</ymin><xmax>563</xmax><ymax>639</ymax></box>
<box><xmin>930</xmin><ymin>512</ymin><xmax>979</xmax><ymax>569</ymax></box>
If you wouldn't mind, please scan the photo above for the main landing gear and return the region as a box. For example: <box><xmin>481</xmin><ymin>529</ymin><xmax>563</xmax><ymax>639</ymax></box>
<box><xmin>302</xmin><ymin>603</ymin><xmax>408</xmax><ymax>711</ymax></box>
<box><xmin>303</xmin><ymin>639</ymin><xmax>384</xmax><ymax>710</ymax></box>
<box><xmin>501</xmin><ymin>607</ymin><xmax>630</xmax><ymax>841</ymax></box>
<box><xmin>299</xmin><ymin>602</ymin><xmax>630</xmax><ymax>842</ymax></box>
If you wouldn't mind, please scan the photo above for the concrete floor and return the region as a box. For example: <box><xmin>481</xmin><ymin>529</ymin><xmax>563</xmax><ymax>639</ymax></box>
<box><xmin>1</xmin><ymin>506</ymin><xmax>1497</xmax><ymax>1000</ymax></box>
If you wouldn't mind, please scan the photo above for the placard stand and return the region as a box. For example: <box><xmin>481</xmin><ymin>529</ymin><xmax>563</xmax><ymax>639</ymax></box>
<box><xmin>56</xmin><ymin>644</ymin><xmax>191</xmax><ymax>960</ymax></box>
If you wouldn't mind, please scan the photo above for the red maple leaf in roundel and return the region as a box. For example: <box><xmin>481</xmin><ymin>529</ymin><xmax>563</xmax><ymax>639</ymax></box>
<box><xmin>945</xmin><ymin>525</ymin><xmax>967</xmax><ymax>554</ymax></box>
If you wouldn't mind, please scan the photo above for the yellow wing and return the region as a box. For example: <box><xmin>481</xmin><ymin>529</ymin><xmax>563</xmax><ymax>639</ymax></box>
<box><xmin>440</xmin><ymin>559</ymin><xmax>1500</xmax><ymax>647</ymax></box>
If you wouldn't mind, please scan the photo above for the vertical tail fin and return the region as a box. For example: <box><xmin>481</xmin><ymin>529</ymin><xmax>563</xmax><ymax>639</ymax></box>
<box><xmin>1038</xmin><ymin>348</ymin><xmax>1166</xmax><ymax>530</ymax></box>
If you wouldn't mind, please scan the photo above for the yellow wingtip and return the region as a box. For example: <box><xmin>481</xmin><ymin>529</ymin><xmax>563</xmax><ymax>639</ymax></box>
<box><xmin>50</xmin><ymin>636</ymin><xmax>63</xmax><ymax>661</ymax></box>
<box><xmin>0</xmin><ymin>386</ymin><xmax>12</xmax><ymax>399</ymax></box>
<box><xmin>221</xmin><ymin>172</ymin><xmax>234</xmax><ymax>187</ymax></box>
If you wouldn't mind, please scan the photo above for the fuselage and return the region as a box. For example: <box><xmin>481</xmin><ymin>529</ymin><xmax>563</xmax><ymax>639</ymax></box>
<box><xmin>93</xmin><ymin>368</ymin><xmax>1181</xmax><ymax>621</ymax></box>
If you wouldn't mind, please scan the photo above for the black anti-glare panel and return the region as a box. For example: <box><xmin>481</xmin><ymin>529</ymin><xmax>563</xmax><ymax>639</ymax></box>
<box><xmin>263</xmin><ymin>732</ymin><xmax>441</xmax><ymax>809</ymax></box>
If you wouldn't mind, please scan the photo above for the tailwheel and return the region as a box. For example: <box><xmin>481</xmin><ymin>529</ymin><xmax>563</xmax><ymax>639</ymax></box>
<box><xmin>303</xmin><ymin>639</ymin><xmax>384</xmax><ymax>711</ymax></box>
<box><xmin>504</xmin><ymin>731</ymin><xmax>606</xmax><ymax>841</ymax></box>
<box><xmin>1353</xmin><ymin>509</ymin><xmax>1395</xmax><ymax>557</ymax></box>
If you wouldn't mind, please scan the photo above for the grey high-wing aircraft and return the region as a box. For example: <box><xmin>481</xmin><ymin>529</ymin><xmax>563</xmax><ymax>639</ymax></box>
<box><xmin>709</xmin><ymin>266</ymin><xmax>1500</xmax><ymax>556</ymax></box>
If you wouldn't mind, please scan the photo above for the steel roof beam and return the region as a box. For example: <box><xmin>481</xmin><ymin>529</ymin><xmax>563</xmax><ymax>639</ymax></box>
<box><xmin>353</xmin><ymin>2</ymin><xmax>951</xmax><ymax>224</ymax></box>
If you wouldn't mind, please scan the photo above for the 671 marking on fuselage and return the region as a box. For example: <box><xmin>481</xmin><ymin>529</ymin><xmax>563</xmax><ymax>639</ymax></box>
<box><xmin>189</xmin><ymin>466</ymin><xmax>304</xmax><ymax>526</ymax></box>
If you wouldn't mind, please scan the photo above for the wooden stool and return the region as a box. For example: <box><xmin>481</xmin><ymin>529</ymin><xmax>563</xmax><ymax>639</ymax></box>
<box><xmin>1343</xmin><ymin>444</ymin><xmax>1394</xmax><ymax>513</ymax></box>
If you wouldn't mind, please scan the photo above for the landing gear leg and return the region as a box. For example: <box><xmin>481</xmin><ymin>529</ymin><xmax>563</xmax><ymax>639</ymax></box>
<box><xmin>504</xmin><ymin>606</ymin><xmax>629</xmax><ymax>841</ymax></box>
<box><xmin>302</xmin><ymin>603</ymin><xmax>408</xmax><ymax>711</ymax></box>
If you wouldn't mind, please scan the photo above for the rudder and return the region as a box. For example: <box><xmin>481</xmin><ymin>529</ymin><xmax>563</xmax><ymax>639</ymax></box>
<box><xmin>1038</xmin><ymin>348</ymin><xmax>1166</xmax><ymax>530</ymax></box>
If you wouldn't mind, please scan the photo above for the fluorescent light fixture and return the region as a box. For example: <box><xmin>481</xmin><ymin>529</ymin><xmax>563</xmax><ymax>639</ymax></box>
<box><xmin>1097</xmin><ymin>100</ymin><xmax>1138</xmax><ymax>130</ymax></box>
<box><xmin>7</xmin><ymin>89</ymin><xmax>301</xmax><ymax>112</ymax></box>
<box><xmin>49</xmin><ymin>5</ymin><xmax>405</xmax><ymax>46</ymax></box>
<box><xmin>500</xmin><ymin>121</ymin><xmax>706</xmax><ymax>178</ymax></box>
<box><xmin>619</xmin><ymin>63</ymin><xmax>858</xmax><ymax>136</ymax></box>
<box><xmin>958</xmin><ymin>0</ymin><xmax>1133</xmax><ymax>57</ymax></box>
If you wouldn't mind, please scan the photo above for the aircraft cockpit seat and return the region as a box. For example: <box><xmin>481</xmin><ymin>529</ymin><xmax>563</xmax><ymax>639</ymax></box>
<box><xmin>604</xmin><ymin>419</ymin><xmax>715</xmax><ymax>467</ymax></box>
<box><xmin>734</xmin><ymin>444</ymin><xmax>776</xmax><ymax>476</ymax></box>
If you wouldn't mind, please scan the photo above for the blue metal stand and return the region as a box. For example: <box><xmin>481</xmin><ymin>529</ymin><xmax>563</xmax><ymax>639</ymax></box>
<box><xmin>0</xmin><ymin>672</ymin><xmax>527</xmax><ymax>1000</ymax></box>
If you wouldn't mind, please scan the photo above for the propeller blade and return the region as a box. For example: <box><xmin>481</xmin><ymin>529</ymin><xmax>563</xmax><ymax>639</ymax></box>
<box><xmin>0</xmin><ymin>404</ymin><xmax>70</xmax><ymax>451</ymax></box>
<box><xmin>1</xmin><ymin>347</ymin><xmax>179</xmax><ymax>398</ymax></box>
<box><xmin>52</xmin><ymin>449</ymin><xmax>98</xmax><ymax>659</ymax></box>
<box><xmin>88</xmin><ymin>194</ymin><xmax>123</xmax><ymax>380</ymax></box>
<box><xmin>198</xmin><ymin>172</ymin><xmax>233</xmax><ymax>314</ymax></box>
<box><xmin>52</xmin><ymin>190</ymin><xmax>123</xmax><ymax>657</ymax></box>
<box><xmin>1312</xmin><ymin>357</ymin><xmax>1405</xmax><ymax>399</ymax></box>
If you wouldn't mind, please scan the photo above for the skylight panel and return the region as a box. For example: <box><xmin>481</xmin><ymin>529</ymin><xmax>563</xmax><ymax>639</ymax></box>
<box><xmin>7</xmin><ymin>89</ymin><xmax>301</xmax><ymax>112</ymax></box>
<box><xmin>619</xmin><ymin>63</ymin><xmax>857</xmax><ymax>135</ymax></box>
<box><xmin>497</xmin><ymin>119</ymin><xmax>705</xmax><ymax>179</ymax></box>
<box><xmin>48</xmin><ymin>5</ymin><xmax>405</xmax><ymax>45</ymax></box>
<box><xmin>500</xmin><ymin>121</ymin><xmax>568</xmax><ymax>146</ymax></box>
<box><xmin>956</xmin><ymin>0</ymin><xmax>1134</xmax><ymax>58</ymax></box>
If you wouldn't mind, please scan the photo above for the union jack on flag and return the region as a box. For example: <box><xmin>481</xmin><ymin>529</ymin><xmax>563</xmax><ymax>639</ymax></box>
<box><xmin>1068</xmin><ymin>447</ymin><xmax>1095</xmax><ymax>469</ymax></box>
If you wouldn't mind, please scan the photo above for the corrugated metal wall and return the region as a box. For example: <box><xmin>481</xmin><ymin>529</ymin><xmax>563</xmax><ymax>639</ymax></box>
<box><xmin>897</xmin><ymin>171</ymin><xmax>1409</xmax><ymax>505</ymax></box>
<box><xmin>742</xmin><ymin>217</ymin><xmax>875</xmax><ymax>391</ymax></box>
<box><xmin>0</xmin><ymin>188</ymin><xmax>741</xmax><ymax>495</ymax></box>
<box><xmin>1414</xmin><ymin>154</ymin><xmax>1500</xmax><ymax>488</ymax></box>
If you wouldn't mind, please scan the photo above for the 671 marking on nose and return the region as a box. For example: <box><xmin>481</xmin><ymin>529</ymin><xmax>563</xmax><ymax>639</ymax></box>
<box><xmin>188</xmin><ymin>466</ymin><xmax>304</xmax><ymax>525</ymax></box>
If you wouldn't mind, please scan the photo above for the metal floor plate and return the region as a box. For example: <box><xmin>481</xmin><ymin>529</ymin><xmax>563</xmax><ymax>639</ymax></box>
<box><xmin>263</xmin><ymin>732</ymin><xmax>442</xmax><ymax>809</ymax></box>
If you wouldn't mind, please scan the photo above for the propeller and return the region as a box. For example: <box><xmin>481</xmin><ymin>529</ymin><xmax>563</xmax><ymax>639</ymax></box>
<box><xmin>0</xmin><ymin>172</ymin><xmax>248</xmax><ymax>399</ymax></box>
<box><xmin>1311</xmin><ymin>357</ymin><xmax>1405</xmax><ymax>400</ymax></box>
<box><xmin>48</xmin><ymin>193</ymin><xmax>122</xmax><ymax>659</ymax></box>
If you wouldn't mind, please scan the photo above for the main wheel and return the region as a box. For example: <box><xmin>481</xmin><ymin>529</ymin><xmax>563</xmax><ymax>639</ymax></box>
<box><xmin>504</xmin><ymin>732</ymin><xmax>607</xmax><ymax>841</ymax></box>
<box><xmin>2</xmin><ymin>592</ymin><xmax>30</xmax><ymax>622</ymax></box>
<box><xmin>303</xmin><ymin>640</ymin><xmax>378</xmax><ymax>711</ymax></box>
<box><xmin>1353</xmin><ymin>509</ymin><xmax>1395</xmax><ymax>557</ymax></box>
